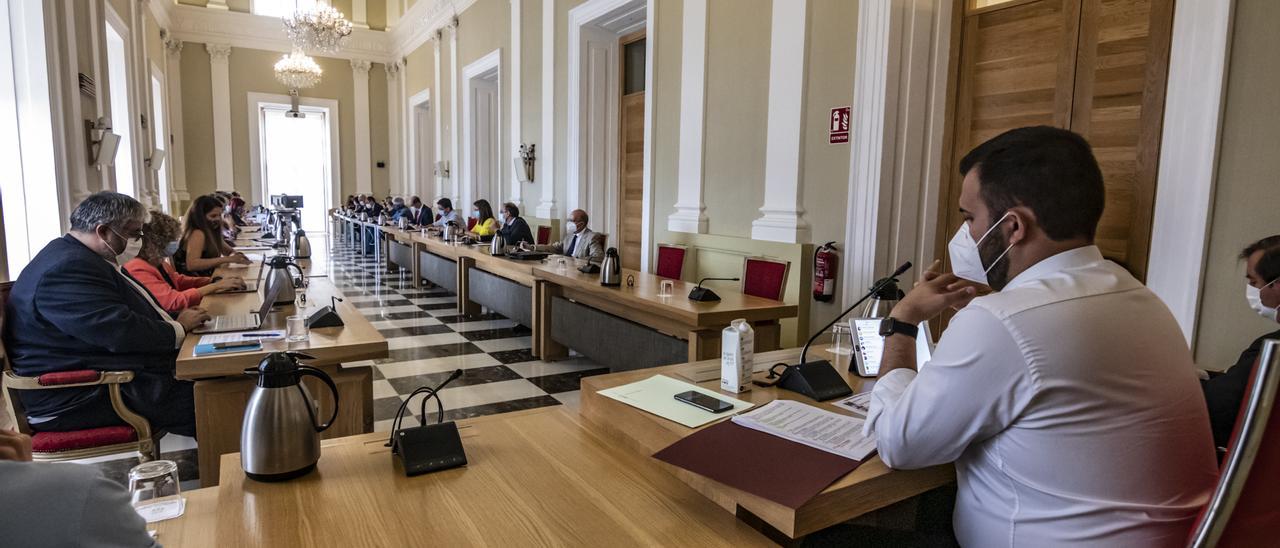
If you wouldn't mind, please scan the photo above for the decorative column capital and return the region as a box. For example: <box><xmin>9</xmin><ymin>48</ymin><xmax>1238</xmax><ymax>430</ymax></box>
<box><xmin>164</xmin><ymin>38</ymin><xmax>183</xmax><ymax>56</ymax></box>
<box><xmin>205</xmin><ymin>43</ymin><xmax>231</xmax><ymax>63</ymax></box>
<box><xmin>385</xmin><ymin>61</ymin><xmax>402</xmax><ymax>79</ymax></box>
<box><xmin>351</xmin><ymin>59</ymin><xmax>372</xmax><ymax>74</ymax></box>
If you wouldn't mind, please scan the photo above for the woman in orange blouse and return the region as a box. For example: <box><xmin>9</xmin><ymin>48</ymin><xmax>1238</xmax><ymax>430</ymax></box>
<box><xmin>124</xmin><ymin>210</ymin><xmax>244</xmax><ymax>313</ymax></box>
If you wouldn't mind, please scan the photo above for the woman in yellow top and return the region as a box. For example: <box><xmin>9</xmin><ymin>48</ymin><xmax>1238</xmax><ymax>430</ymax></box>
<box><xmin>469</xmin><ymin>199</ymin><xmax>500</xmax><ymax>239</ymax></box>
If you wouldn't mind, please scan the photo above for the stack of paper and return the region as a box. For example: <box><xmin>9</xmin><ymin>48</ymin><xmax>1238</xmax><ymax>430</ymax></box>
<box><xmin>731</xmin><ymin>399</ymin><xmax>876</xmax><ymax>461</ymax></box>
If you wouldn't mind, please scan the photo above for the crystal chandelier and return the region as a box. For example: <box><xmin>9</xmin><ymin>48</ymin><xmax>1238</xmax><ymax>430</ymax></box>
<box><xmin>274</xmin><ymin>49</ymin><xmax>323</xmax><ymax>89</ymax></box>
<box><xmin>282</xmin><ymin>1</ymin><xmax>353</xmax><ymax>54</ymax></box>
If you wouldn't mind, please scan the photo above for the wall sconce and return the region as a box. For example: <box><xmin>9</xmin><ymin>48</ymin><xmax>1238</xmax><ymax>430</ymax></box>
<box><xmin>515</xmin><ymin>143</ymin><xmax>536</xmax><ymax>183</ymax></box>
<box><xmin>85</xmin><ymin>116</ymin><xmax>120</xmax><ymax>169</ymax></box>
<box><xmin>434</xmin><ymin>160</ymin><xmax>450</xmax><ymax>180</ymax></box>
<box><xmin>145</xmin><ymin>148</ymin><xmax>167</xmax><ymax>171</ymax></box>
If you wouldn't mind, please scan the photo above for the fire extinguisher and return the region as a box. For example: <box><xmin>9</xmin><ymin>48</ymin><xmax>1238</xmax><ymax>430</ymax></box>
<box><xmin>813</xmin><ymin>242</ymin><xmax>838</xmax><ymax>302</ymax></box>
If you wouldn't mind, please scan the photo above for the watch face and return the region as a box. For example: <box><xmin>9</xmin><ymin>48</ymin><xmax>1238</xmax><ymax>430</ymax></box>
<box><xmin>879</xmin><ymin>318</ymin><xmax>895</xmax><ymax>337</ymax></box>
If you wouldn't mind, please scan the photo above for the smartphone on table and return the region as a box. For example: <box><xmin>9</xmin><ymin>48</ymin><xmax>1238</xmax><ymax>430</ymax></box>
<box><xmin>673</xmin><ymin>390</ymin><xmax>734</xmax><ymax>414</ymax></box>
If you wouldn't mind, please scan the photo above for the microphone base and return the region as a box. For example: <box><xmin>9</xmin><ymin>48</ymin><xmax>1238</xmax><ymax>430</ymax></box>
<box><xmin>687</xmin><ymin>287</ymin><xmax>722</xmax><ymax>302</ymax></box>
<box><xmin>305</xmin><ymin>306</ymin><xmax>345</xmax><ymax>328</ymax></box>
<box><xmin>778</xmin><ymin>360</ymin><xmax>853</xmax><ymax>401</ymax></box>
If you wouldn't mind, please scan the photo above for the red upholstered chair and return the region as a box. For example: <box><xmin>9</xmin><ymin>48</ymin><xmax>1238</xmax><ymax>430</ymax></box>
<box><xmin>1188</xmin><ymin>339</ymin><xmax>1280</xmax><ymax>547</ymax></box>
<box><xmin>741</xmin><ymin>256</ymin><xmax>790</xmax><ymax>301</ymax></box>
<box><xmin>536</xmin><ymin>225</ymin><xmax>552</xmax><ymax>245</ymax></box>
<box><xmin>467</xmin><ymin>217</ymin><xmax>477</xmax><ymax>231</ymax></box>
<box><xmin>0</xmin><ymin>282</ymin><xmax>158</xmax><ymax>462</ymax></box>
<box><xmin>655</xmin><ymin>244</ymin><xmax>687</xmax><ymax>280</ymax></box>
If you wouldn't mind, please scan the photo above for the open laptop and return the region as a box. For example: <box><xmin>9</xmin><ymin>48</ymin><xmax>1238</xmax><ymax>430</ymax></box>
<box><xmin>851</xmin><ymin>317</ymin><xmax>935</xmax><ymax>377</ymax></box>
<box><xmin>192</xmin><ymin>282</ymin><xmax>282</xmax><ymax>334</ymax></box>
<box><xmin>221</xmin><ymin>255</ymin><xmax>266</xmax><ymax>294</ymax></box>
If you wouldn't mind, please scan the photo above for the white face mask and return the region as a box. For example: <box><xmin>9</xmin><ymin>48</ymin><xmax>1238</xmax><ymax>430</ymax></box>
<box><xmin>107</xmin><ymin>228</ymin><xmax>142</xmax><ymax>265</ymax></box>
<box><xmin>947</xmin><ymin>212</ymin><xmax>1013</xmax><ymax>286</ymax></box>
<box><xmin>1246</xmin><ymin>281</ymin><xmax>1279</xmax><ymax>322</ymax></box>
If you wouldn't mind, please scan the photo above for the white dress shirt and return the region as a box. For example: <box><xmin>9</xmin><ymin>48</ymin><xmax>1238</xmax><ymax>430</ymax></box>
<box><xmin>864</xmin><ymin>246</ymin><xmax>1217</xmax><ymax>547</ymax></box>
<box><xmin>432</xmin><ymin>209</ymin><xmax>460</xmax><ymax>228</ymax></box>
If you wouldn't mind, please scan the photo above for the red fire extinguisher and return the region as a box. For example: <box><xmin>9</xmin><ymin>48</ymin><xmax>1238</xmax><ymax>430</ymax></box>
<box><xmin>813</xmin><ymin>242</ymin><xmax>838</xmax><ymax>302</ymax></box>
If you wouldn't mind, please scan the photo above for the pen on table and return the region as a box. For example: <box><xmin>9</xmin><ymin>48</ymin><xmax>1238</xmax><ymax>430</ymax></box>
<box><xmin>240</xmin><ymin>333</ymin><xmax>274</xmax><ymax>338</ymax></box>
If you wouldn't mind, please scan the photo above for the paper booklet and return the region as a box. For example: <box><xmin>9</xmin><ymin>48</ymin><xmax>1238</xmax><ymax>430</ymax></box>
<box><xmin>730</xmin><ymin>399</ymin><xmax>877</xmax><ymax>461</ymax></box>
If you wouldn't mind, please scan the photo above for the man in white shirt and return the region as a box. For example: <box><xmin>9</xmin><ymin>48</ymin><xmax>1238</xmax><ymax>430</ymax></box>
<box><xmin>431</xmin><ymin>198</ymin><xmax>460</xmax><ymax>229</ymax></box>
<box><xmin>864</xmin><ymin>126</ymin><xmax>1218</xmax><ymax>547</ymax></box>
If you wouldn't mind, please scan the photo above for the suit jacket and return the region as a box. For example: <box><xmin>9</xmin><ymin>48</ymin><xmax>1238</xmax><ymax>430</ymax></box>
<box><xmin>1202</xmin><ymin>327</ymin><xmax>1280</xmax><ymax>447</ymax></box>
<box><xmin>540</xmin><ymin>228</ymin><xmax>605</xmax><ymax>263</ymax></box>
<box><xmin>4</xmin><ymin>235</ymin><xmax>181</xmax><ymax>420</ymax></box>
<box><xmin>498</xmin><ymin>217</ymin><xmax>535</xmax><ymax>246</ymax></box>
<box><xmin>0</xmin><ymin>461</ymin><xmax>158</xmax><ymax>548</ymax></box>
<box><xmin>411</xmin><ymin>207</ymin><xmax>433</xmax><ymax>227</ymax></box>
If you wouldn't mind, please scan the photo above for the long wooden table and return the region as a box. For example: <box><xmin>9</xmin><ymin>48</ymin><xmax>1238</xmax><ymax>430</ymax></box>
<box><xmin>175</xmin><ymin>276</ymin><xmax>387</xmax><ymax>487</ymax></box>
<box><xmin>579</xmin><ymin>346</ymin><xmax>956</xmax><ymax>539</ymax></box>
<box><xmin>151</xmin><ymin>407</ymin><xmax>773</xmax><ymax>547</ymax></box>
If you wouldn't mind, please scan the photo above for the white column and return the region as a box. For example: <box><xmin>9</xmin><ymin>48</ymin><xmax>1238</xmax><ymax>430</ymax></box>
<box><xmin>536</xmin><ymin>0</ymin><xmax>557</xmax><ymax>219</ymax></box>
<box><xmin>448</xmin><ymin>23</ymin><xmax>460</xmax><ymax>203</ymax></box>
<box><xmin>165</xmin><ymin>38</ymin><xmax>189</xmax><ymax>210</ymax></box>
<box><xmin>509</xmin><ymin>0</ymin><xmax>523</xmax><ymax>209</ymax></box>
<box><xmin>352</xmin><ymin>59</ymin><xmax>373</xmax><ymax>194</ymax></box>
<box><xmin>387</xmin><ymin>0</ymin><xmax>402</xmax><ymax>29</ymax></box>
<box><xmin>206</xmin><ymin>43</ymin><xmax>233</xmax><ymax>191</ymax></box>
<box><xmin>385</xmin><ymin>61</ymin><xmax>403</xmax><ymax>195</ymax></box>
<box><xmin>352</xmin><ymin>0</ymin><xmax>369</xmax><ymax>29</ymax></box>
<box><xmin>752</xmin><ymin>0</ymin><xmax>811</xmax><ymax>243</ymax></box>
<box><xmin>668</xmin><ymin>0</ymin><xmax>708</xmax><ymax>233</ymax></box>
<box><xmin>433</xmin><ymin>34</ymin><xmax>444</xmax><ymax>199</ymax></box>
<box><xmin>206</xmin><ymin>0</ymin><xmax>229</xmax><ymax>10</ymax></box>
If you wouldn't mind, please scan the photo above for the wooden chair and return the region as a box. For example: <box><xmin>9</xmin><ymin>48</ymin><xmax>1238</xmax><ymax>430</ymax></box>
<box><xmin>536</xmin><ymin>225</ymin><xmax>552</xmax><ymax>245</ymax></box>
<box><xmin>0</xmin><ymin>282</ymin><xmax>159</xmax><ymax>462</ymax></box>
<box><xmin>741</xmin><ymin>256</ymin><xmax>790</xmax><ymax>301</ymax></box>
<box><xmin>1189</xmin><ymin>339</ymin><xmax>1280</xmax><ymax>547</ymax></box>
<box><xmin>655</xmin><ymin>244</ymin><xmax>687</xmax><ymax>280</ymax></box>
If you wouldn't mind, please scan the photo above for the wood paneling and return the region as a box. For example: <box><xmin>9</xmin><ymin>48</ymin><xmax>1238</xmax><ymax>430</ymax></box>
<box><xmin>618</xmin><ymin>31</ymin><xmax>647</xmax><ymax>271</ymax></box>
<box><xmin>940</xmin><ymin>0</ymin><xmax>1174</xmax><ymax>281</ymax></box>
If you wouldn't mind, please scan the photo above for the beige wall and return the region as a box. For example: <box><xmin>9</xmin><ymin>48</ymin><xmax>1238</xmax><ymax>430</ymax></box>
<box><xmin>180</xmin><ymin>43</ymin><xmax>217</xmax><ymax>199</ymax></box>
<box><xmin>1193</xmin><ymin>0</ymin><xmax>1280</xmax><ymax>369</ymax></box>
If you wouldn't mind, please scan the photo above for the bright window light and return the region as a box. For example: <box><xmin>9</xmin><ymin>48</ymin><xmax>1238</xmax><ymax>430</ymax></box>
<box><xmin>254</xmin><ymin>0</ymin><xmax>318</xmax><ymax>18</ymax></box>
<box><xmin>104</xmin><ymin>18</ymin><xmax>134</xmax><ymax>198</ymax></box>
<box><xmin>261</xmin><ymin>105</ymin><xmax>331</xmax><ymax>232</ymax></box>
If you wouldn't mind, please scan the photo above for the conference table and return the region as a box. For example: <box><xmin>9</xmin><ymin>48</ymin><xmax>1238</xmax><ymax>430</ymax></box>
<box><xmin>579</xmin><ymin>346</ymin><xmax>957</xmax><ymax>539</ymax></box>
<box><xmin>151</xmin><ymin>407</ymin><xmax>774</xmax><ymax>546</ymax></box>
<box><xmin>176</xmin><ymin>273</ymin><xmax>387</xmax><ymax>487</ymax></box>
<box><xmin>342</xmin><ymin>214</ymin><xmax>797</xmax><ymax>371</ymax></box>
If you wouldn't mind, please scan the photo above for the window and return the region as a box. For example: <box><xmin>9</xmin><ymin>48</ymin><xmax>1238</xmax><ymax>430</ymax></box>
<box><xmin>0</xmin><ymin>0</ymin><xmax>62</xmax><ymax>280</ymax></box>
<box><xmin>104</xmin><ymin>12</ymin><xmax>135</xmax><ymax>197</ymax></box>
<box><xmin>151</xmin><ymin>69</ymin><xmax>169</xmax><ymax>212</ymax></box>
<box><xmin>253</xmin><ymin>0</ymin><xmax>317</xmax><ymax>18</ymax></box>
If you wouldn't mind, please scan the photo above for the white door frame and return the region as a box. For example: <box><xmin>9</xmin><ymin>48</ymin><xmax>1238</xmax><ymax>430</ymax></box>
<box><xmin>406</xmin><ymin>88</ymin><xmax>434</xmax><ymax>198</ymax></box>
<box><xmin>246</xmin><ymin>92</ymin><xmax>340</xmax><ymax>212</ymax></box>
<box><xmin>566</xmin><ymin>0</ymin><xmax>653</xmax><ymax>268</ymax></box>
<box><xmin>461</xmin><ymin>49</ymin><xmax>502</xmax><ymax>212</ymax></box>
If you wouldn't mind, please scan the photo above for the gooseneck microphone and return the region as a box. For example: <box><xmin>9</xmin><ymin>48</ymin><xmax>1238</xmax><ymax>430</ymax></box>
<box><xmin>772</xmin><ymin>261</ymin><xmax>912</xmax><ymax>401</ymax></box>
<box><xmin>687</xmin><ymin>277</ymin><xmax>741</xmax><ymax>302</ymax></box>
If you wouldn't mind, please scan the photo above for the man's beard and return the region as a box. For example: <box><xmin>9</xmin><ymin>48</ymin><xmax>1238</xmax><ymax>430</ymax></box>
<box><xmin>979</xmin><ymin>228</ymin><xmax>1011</xmax><ymax>290</ymax></box>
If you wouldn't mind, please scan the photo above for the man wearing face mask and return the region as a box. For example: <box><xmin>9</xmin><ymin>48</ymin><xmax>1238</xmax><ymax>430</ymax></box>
<box><xmin>2</xmin><ymin>192</ymin><xmax>209</xmax><ymax>438</ymax></box>
<box><xmin>1201</xmin><ymin>235</ymin><xmax>1280</xmax><ymax>448</ymax></box>
<box><xmin>431</xmin><ymin>198</ymin><xmax>460</xmax><ymax>229</ymax></box>
<box><xmin>496</xmin><ymin>202</ymin><xmax>535</xmax><ymax>247</ymax></box>
<box><xmin>861</xmin><ymin>127</ymin><xmax>1217</xmax><ymax>546</ymax></box>
<box><xmin>388</xmin><ymin>197</ymin><xmax>409</xmax><ymax>222</ymax></box>
<box><xmin>535</xmin><ymin>209</ymin><xmax>605</xmax><ymax>263</ymax></box>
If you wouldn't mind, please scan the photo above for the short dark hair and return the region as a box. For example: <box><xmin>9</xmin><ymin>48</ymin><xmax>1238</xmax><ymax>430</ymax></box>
<box><xmin>502</xmin><ymin>202</ymin><xmax>519</xmax><ymax>218</ymax></box>
<box><xmin>1243</xmin><ymin>235</ymin><xmax>1280</xmax><ymax>282</ymax></box>
<box><xmin>959</xmin><ymin>126</ymin><xmax>1105</xmax><ymax>241</ymax></box>
<box><xmin>437</xmin><ymin>198</ymin><xmax>453</xmax><ymax>210</ymax></box>
<box><xmin>69</xmin><ymin>191</ymin><xmax>147</xmax><ymax>232</ymax></box>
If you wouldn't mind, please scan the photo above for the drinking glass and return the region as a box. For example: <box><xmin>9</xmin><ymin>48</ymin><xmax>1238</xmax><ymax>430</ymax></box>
<box><xmin>659</xmin><ymin>280</ymin><xmax>675</xmax><ymax>297</ymax></box>
<box><xmin>830</xmin><ymin>323</ymin><xmax>854</xmax><ymax>372</ymax></box>
<box><xmin>557</xmin><ymin>257</ymin><xmax>568</xmax><ymax>271</ymax></box>
<box><xmin>128</xmin><ymin>460</ymin><xmax>181</xmax><ymax>508</ymax></box>
<box><xmin>287</xmin><ymin>315</ymin><xmax>309</xmax><ymax>342</ymax></box>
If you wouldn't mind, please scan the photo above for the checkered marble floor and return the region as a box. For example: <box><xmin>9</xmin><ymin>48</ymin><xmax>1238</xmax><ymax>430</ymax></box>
<box><xmin>325</xmin><ymin>244</ymin><xmax>610</xmax><ymax>432</ymax></box>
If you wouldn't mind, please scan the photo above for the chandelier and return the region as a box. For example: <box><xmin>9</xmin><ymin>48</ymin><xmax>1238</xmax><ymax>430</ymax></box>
<box><xmin>274</xmin><ymin>49</ymin><xmax>323</xmax><ymax>89</ymax></box>
<box><xmin>282</xmin><ymin>2</ymin><xmax>352</xmax><ymax>54</ymax></box>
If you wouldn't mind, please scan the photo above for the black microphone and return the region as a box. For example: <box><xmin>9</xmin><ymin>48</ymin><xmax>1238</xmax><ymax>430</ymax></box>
<box><xmin>774</xmin><ymin>261</ymin><xmax>912</xmax><ymax>401</ymax></box>
<box><xmin>418</xmin><ymin>369</ymin><xmax>464</xmax><ymax>426</ymax></box>
<box><xmin>687</xmin><ymin>277</ymin><xmax>741</xmax><ymax>302</ymax></box>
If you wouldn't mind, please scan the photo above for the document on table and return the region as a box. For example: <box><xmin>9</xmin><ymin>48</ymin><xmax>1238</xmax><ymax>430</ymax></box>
<box><xmin>833</xmin><ymin>391</ymin><xmax>872</xmax><ymax>418</ymax></box>
<box><xmin>731</xmin><ymin>399</ymin><xmax>876</xmax><ymax>461</ymax></box>
<box><xmin>597</xmin><ymin>375</ymin><xmax>754</xmax><ymax>428</ymax></box>
<box><xmin>197</xmin><ymin>330</ymin><xmax>285</xmax><ymax>345</ymax></box>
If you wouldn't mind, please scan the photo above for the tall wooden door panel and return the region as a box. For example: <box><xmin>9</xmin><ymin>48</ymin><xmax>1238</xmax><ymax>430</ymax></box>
<box><xmin>619</xmin><ymin>92</ymin><xmax>645</xmax><ymax>270</ymax></box>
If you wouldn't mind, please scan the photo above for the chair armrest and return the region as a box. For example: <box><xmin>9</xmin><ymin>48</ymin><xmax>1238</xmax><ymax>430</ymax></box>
<box><xmin>3</xmin><ymin>370</ymin><xmax>135</xmax><ymax>390</ymax></box>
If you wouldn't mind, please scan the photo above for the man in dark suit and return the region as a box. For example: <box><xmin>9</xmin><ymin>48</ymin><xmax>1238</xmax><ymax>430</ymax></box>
<box><xmin>1202</xmin><ymin>235</ymin><xmax>1280</xmax><ymax>447</ymax></box>
<box><xmin>497</xmin><ymin>202</ymin><xmax>534</xmax><ymax>247</ymax></box>
<box><xmin>3</xmin><ymin>192</ymin><xmax>209</xmax><ymax>437</ymax></box>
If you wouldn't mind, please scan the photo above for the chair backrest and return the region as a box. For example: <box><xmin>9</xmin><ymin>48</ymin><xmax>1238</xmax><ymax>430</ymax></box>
<box><xmin>1189</xmin><ymin>339</ymin><xmax>1280</xmax><ymax>547</ymax></box>
<box><xmin>467</xmin><ymin>217</ymin><xmax>477</xmax><ymax>231</ymax></box>
<box><xmin>655</xmin><ymin>244</ymin><xmax>687</xmax><ymax>280</ymax></box>
<box><xmin>0</xmin><ymin>281</ymin><xmax>22</xmax><ymax>432</ymax></box>
<box><xmin>536</xmin><ymin>225</ymin><xmax>551</xmax><ymax>245</ymax></box>
<box><xmin>741</xmin><ymin>256</ymin><xmax>790</xmax><ymax>301</ymax></box>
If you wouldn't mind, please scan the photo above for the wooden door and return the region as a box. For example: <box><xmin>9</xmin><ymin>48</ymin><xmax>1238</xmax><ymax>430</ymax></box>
<box><xmin>618</xmin><ymin>32</ymin><xmax>646</xmax><ymax>270</ymax></box>
<box><xmin>938</xmin><ymin>0</ymin><xmax>1174</xmax><ymax>281</ymax></box>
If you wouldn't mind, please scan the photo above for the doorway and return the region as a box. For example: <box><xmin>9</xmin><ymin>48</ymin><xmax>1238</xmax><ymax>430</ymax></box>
<box><xmin>248</xmin><ymin>93</ymin><xmax>339</xmax><ymax>234</ymax></box>
<box><xmin>462</xmin><ymin>50</ymin><xmax>501</xmax><ymax>209</ymax></box>
<box><xmin>618</xmin><ymin>31</ymin><xmax>645</xmax><ymax>269</ymax></box>
<box><xmin>407</xmin><ymin>89</ymin><xmax>435</xmax><ymax>198</ymax></box>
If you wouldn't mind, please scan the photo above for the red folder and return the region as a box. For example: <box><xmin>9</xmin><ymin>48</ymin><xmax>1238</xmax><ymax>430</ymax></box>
<box><xmin>652</xmin><ymin>420</ymin><xmax>865</xmax><ymax>509</ymax></box>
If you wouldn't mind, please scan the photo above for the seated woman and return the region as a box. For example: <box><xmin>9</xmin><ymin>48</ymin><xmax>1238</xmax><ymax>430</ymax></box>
<box><xmin>176</xmin><ymin>194</ymin><xmax>251</xmax><ymax>277</ymax></box>
<box><xmin>468</xmin><ymin>199</ymin><xmax>500</xmax><ymax>241</ymax></box>
<box><xmin>125</xmin><ymin>211</ymin><xmax>245</xmax><ymax>314</ymax></box>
